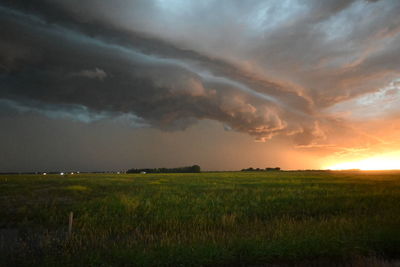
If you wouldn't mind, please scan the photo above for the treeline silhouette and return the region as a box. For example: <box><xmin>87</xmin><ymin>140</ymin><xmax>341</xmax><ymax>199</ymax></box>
<box><xmin>126</xmin><ymin>165</ymin><xmax>201</xmax><ymax>174</ymax></box>
<box><xmin>241</xmin><ymin>167</ymin><xmax>281</xmax><ymax>171</ymax></box>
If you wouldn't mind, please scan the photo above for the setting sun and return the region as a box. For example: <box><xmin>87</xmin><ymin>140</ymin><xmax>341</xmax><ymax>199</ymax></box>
<box><xmin>326</xmin><ymin>153</ymin><xmax>400</xmax><ymax>170</ymax></box>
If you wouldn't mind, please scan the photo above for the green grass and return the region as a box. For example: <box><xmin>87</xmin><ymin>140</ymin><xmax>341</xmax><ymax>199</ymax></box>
<box><xmin>0</xmin><ymin>171</ymin><xmax>399</xmax><ymax>266</ymax></box>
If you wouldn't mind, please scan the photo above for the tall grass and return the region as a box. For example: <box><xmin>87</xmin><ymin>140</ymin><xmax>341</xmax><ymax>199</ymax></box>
<box><xmin>0</xmin><ymin>171</ymin><xmax>399</xmax><ymax>266</ymax></box>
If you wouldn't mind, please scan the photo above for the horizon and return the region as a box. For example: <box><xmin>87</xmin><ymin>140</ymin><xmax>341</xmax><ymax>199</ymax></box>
<box><xmin>1</xmin><ymin>0</ymin><xmax>400</xmax><ymax>171</ymax></box>
<box><xmin>2</xmin><ymin>168</ymin><xmax>400</xmax><ymax>174</ymax></box>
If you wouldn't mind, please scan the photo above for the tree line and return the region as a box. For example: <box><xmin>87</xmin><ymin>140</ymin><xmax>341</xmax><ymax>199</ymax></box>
<box><xmin>241</xmin><ymin>167</ymin><xmax>281</xmax><ymax>171</ymax></box>
<box><xmin>126</xmin><ymin>165</ymin><xmax>201</xmax><ymax>174</ymax></box>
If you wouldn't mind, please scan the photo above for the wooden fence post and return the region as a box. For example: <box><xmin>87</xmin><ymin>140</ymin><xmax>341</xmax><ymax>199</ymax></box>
<box><xmin>68</xmin><ymin>211</ymin><xmax>73</xmax><ymax>238</ymax></box>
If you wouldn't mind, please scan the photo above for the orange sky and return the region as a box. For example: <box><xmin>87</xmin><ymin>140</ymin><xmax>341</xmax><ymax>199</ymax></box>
<box><xmin>0</xmin><ymin>1</ymin><xmax>399</xmax><ymax>171</ymax></box>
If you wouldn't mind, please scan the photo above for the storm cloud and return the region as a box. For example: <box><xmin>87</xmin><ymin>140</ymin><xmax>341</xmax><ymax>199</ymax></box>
<box><xmin>1</xmin><ymin>0</ymin><xmax>400</xmax><ymax>154</ymax></box>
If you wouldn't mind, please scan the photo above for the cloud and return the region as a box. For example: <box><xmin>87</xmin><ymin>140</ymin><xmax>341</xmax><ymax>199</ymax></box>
<box><xmin>74</xmin><ymin>68</ymin><xmax>108</xmax><ymax>81</ymax></box>
<box><xmin>0</xmin><ymin>0</ymin><xmax>399</xmax><ymax>153</ymax></box>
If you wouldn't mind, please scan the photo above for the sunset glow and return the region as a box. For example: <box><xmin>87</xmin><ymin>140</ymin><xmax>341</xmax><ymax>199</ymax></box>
<box><xmin>1</xmin><ymin>1</ymin><xmax>400</xmax><ymax>171</ymax></box>
<box><xmin>326</xmin><ymin>153</ymin><xmax>400</xmax><ymax>171</ymax></box>
<box><xmin>2</xmin><ymin>1</ymin><xmax>400</xmax><ymax>265</ymax></box>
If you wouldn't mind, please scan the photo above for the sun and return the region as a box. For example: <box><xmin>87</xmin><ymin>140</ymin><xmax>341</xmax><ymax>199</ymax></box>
<box><xmin>326</xmin><ymin>152</ymin><xmax>400</xmax><ymax>171</ymax></box>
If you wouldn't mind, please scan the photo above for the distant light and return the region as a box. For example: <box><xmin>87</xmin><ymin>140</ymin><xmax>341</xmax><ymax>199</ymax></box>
<box><xmin>60</xmin><ymin>172</ymin><xmax>64</xmax><ymax>175</ymax></box>
<box><xmin>43</xmin><ymin>172</ymin><xmax>47</xmax><ymax>175</ymax></box>
<box><xmin>77</xmin><ymin>171</ymin><xmax>80</xmax><ymax>174</ymax></box>
<box><xmin>71</xmin><ymin>172</ymin><xmax>74</xmax><ymax>175</ymax></box>
<box><xmin>117</xmin><ymin>171</ymin><xmax>120</xmax><ymax>174</ymax></box>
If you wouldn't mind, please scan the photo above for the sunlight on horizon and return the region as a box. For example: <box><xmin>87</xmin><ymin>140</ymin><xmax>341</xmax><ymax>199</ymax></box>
<box><xmin>326</xmin><ymin>153</ymin><xmax>400</xmax><ymax>170</ymax></box>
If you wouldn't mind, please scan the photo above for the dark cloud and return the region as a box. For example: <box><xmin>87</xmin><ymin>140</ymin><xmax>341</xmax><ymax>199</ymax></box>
<box><xmin>0</xmin><ymin>2</ymin><xmax>315</xmax><ymax>142</ymax></box>
<box><xmin>1</xmin><ymin>0</ymin><xmax>399</xmax><ymax>152</ymax></box>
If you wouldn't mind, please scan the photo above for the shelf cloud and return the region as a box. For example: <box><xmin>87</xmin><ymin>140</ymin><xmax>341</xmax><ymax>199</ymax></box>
<box><xmin>1</xmin><ymin>0</ymin><xmax>400</xmax><ymax>168</ymax></box>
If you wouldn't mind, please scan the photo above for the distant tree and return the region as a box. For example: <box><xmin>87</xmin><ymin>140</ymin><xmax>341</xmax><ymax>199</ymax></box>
<box><xmin>266</xmin><ymin>167</ymin><xmax>281</xmax><ymax>171</ymax></box>
<box><xmin>126</xmin><ymin>165</ymin><xmax>201</xmax><ymax>174</ymax></box>
<box><xmin>191</xmin><ymin>165</ymin><xmax>201</xmax><ymax>173</ymax></box>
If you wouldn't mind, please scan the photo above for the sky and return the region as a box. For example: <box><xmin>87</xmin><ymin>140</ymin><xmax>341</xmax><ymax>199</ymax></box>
<box><xmin>1</xmin><ymin>0</ymin><xmax>400</xmax><ymax>171</ymax></box>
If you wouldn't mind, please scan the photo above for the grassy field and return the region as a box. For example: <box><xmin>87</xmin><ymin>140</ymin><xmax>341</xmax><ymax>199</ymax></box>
<box><xmin>0</xmin><ymin>171</ymin><xmax>399</xmax><ymax>266</ymax></box>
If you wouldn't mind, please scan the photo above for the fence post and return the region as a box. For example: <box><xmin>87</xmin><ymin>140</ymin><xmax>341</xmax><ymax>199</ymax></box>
<box><xmin>68</xmin><ymin>211</ymin><xmax>73</xmax><ymax>238</ymax></box>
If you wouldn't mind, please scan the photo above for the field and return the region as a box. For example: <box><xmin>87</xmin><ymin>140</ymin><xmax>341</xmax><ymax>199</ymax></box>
<box><xmin>1</xmin><ymin>171</ymin><xmax>399</xmax><ymax>266</ymax></box>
